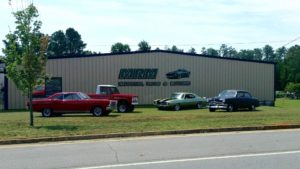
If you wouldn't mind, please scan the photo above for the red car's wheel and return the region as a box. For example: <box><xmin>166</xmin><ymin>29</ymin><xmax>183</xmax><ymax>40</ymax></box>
<box><xmin>42</xmin><ymin>108</ymin><xmax>52</xmax><ymax>117</ymax></box>
<box><xmin>92</xmin><ymin>106</ymin><xmax>104</xmax><ymax>116</ymax></box>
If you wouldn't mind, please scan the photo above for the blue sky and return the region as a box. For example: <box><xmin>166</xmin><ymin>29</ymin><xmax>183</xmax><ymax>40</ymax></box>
<box><xmin>1</xmin><ymin>0</ymin><xmax>299</xmax><ymax>54</ymax></box>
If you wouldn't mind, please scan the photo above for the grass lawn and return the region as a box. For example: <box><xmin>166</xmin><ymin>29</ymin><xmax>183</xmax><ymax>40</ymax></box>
<box><xmin>0</xmin><ymin>98</ymin><xmax>299</xmax><ymax>141</ymax></box>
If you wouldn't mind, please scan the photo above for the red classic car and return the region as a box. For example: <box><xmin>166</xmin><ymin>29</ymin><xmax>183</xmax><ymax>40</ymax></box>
<box><xmin>32</xmin><ymin>92</ymin><xmax>117</xmax><ymax>117</ymax></box>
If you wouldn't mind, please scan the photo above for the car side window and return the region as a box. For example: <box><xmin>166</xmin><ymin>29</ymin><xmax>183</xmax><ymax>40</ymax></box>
<box><xmin>181</xmin><ymin>94</ymin><xmax>185</xmax><ymax>99</ymax></box>
<box><xmin>100</xmin><ymin>87</ymin><xmax>111</xmax><ymax>95</ymax></box>
<box><xmin>63</xmin><ymin>94</ymin><xmax>72</xmax><ymax>100</ymax></box>
<box><xmin>244</xmin><ymin>92</ymin><xmax>252</xmax><ymax>98</ymax></box>
<box><xmin>53</xmin><ymin>94</ymin><xmax>63</xmax><ymax>100</ymax></box>
<box><xmin>72</xmin><ymin>94</ymin><xmax>81</xmax><ymax>100</ymax></box>
<box><xmin>186</xmin><ymin>94</ymin><xmax>195</xmax><ymax>99</ymax></box>
<box><xmin>237</xmin><ymin>92</ymin><xmax>245</xmax><ymax>98</ymax></box>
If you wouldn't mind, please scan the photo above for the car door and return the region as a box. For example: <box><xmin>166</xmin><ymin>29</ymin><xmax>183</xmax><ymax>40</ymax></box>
<box><xmin>50</xmin><ymin>93</ymin><xmax>64</xmax><ymax>111</ymax></box>
<box><xmin>243</xmin><ymin>92</ymin><xmax>254</xmax><ymax>108</ymax></box>
<box><xmin>236</xmin><ymin>92</ymin><xmax>249</xmax><ymax>108</ymax></box>
<box><xmin>235</xmin><ymin>92</ymin><xmax>245</xmax><ymax>108</ymax></box>
<box><xmin>182</xmin><ymin>94</ymin><xmax>193</xmax><ymax>108</ymax></box>
<box><xmin>61</xmin><ymin>94</ymin><xmax>80</xmax><ymax>112</ymax></box>
<box><xmin>186</xmin><ymin>94</ymin><xmax>197</xmax><ymax>108</ymax></box>
<box><xmin>72</xmin><ymin>94</ymin><xmax>90</xmax><ymax>111</ymax></box>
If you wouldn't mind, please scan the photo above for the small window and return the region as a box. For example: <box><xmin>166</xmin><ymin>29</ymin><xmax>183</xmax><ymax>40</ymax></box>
<box><xmin>64</xmin><ymin>94</ymin><xmax>74</xmax><ymax>100</ymax></box>
<box><xmin>244</xmin><ymin>92</ymin><xmax>252</xmax><ymax>98</ymax></box>
<box><xmin>100</xmin><ymin>87</ymin><xmax>111</xmax><ymax>95</ymax></box>
<box><xmin>237</xmin><ymin>92</ymin><xmax>245</xmax><ymax>98</ymax></box>
<box><xmin>72</xmin><ymin>94</ymin><xmax>81</xmax><ymax>100</ymax></box>
<box><xmin>53</xmin><ymin>94</ymin><xmax>63</xmax><ymax>100</ymax></box>
<box><xmin>185</xmin><ymin>94</ymin><xmax>195</xmax><ymax>99</ymax></box>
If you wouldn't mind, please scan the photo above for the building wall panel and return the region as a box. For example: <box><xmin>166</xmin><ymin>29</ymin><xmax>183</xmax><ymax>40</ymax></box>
<box><xmin>7</xmin><ymin>52</ymin><xmax>274</xmax><ymax>109</ymax></box>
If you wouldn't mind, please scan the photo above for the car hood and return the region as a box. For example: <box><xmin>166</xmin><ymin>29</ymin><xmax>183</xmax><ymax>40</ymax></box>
<box><xmin>155</xmin><ymin>98</ymin><xmax>177</xmax><ymax>102</ymax></box>
<box><xmin>208</xmin><ymin>97</ymin><xmax>225</xmax><ymax>102</ymax></box>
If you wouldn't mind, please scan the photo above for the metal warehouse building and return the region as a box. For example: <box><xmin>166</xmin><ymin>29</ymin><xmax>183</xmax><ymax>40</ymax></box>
<box><xmin>7</xmin><ymin>50</ymin><xmax>275</xmax><ymax>109</ymax></box>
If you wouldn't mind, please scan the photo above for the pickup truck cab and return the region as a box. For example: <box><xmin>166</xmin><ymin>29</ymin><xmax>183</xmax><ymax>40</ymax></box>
<box><xmin>88</xmin><ymin>85</ymin><xmax>138</xmax><ymax>113</ymax></box>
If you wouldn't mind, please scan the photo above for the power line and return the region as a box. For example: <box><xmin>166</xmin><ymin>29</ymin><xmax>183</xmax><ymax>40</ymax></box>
<box><xmin>283</xmin><ymin>37</ymin><xmax>300</xmax><ymax>47</ymax></box>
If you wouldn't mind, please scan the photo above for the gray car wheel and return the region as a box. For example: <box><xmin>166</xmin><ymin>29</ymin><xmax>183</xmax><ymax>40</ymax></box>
<box><xmin>227</xmin><ymin>105</ymin><xmax>234</xmax><ymax>112</ymax></box>
<box><xmin>42</xmin><ymin>108</ymin><xmax>52</xmax><ymax>117</ymax></box>
<box><xmin>92</xmin><ymin>106</ymin><xmax>104</xmax><ymax>116</ymax></box>
<box><xmin>249</xmin><ymin>105</ymin><xmax>256</xmax><ymax>111</ymax></box>
<box><xmin>196</xmin><ymin>102</ymin><xmax>202</xmax><ymax>109</ymax></box>
<box><xmin>174</xmin><ymin>104</ymin><xmax>180</xmax><ymax>111</ymax></box>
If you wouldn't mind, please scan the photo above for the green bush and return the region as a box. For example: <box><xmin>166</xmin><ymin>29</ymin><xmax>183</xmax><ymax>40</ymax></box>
<box><xmin>285</xmin><ymin>83</ymin><xmax>300</xmax><ymax>92</ymax></box>
<box><xmin>276</xmin><ymin>91</ymin><xmax>286</xmax><ymax>98</ymax></box>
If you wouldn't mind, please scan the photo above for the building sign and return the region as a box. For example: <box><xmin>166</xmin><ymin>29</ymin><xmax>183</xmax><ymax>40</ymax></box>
<box><xmin>119</xmin><ymin>68</ymin><xmax>158</xmax><ymax>79</ymax></box>
<box><xmin>166</xmin><ymin>69</ymin><xmax>190</xmax><ymax>79</ymax></box>
<box><xmin>170</xmin><ymin>81</ymin><xmax>191</xmax><ymax>86</ymax></box>
<box><xmin>118</xmin><ymin>68</ymin><xmax>191</xmax><ymax>87</ymax></box>
<box><xmin>118</xmin><ymin>82</ymin><xmax>144</xmax><ymax>86</ymax></box>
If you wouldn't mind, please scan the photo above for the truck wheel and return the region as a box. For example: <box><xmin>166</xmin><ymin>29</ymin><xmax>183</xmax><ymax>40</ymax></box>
<box><xmin>118</xmin><ymin>102</ymin><xmax>129</xmax><ymax>113</ymax></box>
<box><xmin>209</xmin><ymin>108</ymin><xmax>216</xmax><ymax>112</ymax></box>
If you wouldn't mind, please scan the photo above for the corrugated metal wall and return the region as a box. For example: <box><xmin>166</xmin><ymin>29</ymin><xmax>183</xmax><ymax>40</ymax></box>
<box><xmin>8</xmin><ymin>51</ymin><xmax>274</xmax><ymax>109</ymax></box>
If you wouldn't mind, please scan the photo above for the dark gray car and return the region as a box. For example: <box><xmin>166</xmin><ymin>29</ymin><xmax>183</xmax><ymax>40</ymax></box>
<box><xmin>208</xmin><ymin>90</ymin><xmax>259</xmax><ymax>112</ymax></box>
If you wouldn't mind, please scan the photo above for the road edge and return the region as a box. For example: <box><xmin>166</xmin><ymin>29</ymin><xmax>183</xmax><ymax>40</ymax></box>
<box><xmin>1</xmin><ymin>124</ymin><xmax>300</xmax><ymax>145</ymax></box>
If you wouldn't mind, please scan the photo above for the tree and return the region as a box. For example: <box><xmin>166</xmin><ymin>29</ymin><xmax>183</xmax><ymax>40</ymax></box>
<box><xmin>253</xmin><ymin>48</ymin><xmax>263</xmax><ymax>61</ymax></box>
<box><xmin>2</xmin><ymin>3</ymin><xmax>48</xmax><ymax>126</ymax></box>
<box><xmin>167</xmin><ymin>45</ymin><xmax>184</xmax><ymax>52</ymax></box>
<box><xmin>205</xmin><ymin>48</ymin><xmax>219</xmax><ymax>56</ymax></box>
<box><xmin>47</xmin><ymin>30</ymin><xmax>67</xmax><ymax>56</ymax></box>
<box><xmin>284</xmin><ymin>45</ymin><xmax>300</xmax><ymax>83</ymax></box>
<box><xmin>138</xmin><ymin>40</ymin><xmax>151</xmax><ymax>51</ymax></box>
<box><xmin>275</xmin><ymin>46</ymin><xmax>287</xmax><ymax>62</ymax></box>
<box><xmin>47</xmin><ymin>28</ymin><xmax>86</xmax><ymax>57</ymax></box>
<box><xmin>218</xmin><ymin>44</ymin><xmax>238</xmax><ymax>58</ymax></box>
<box><xmin>238</xmin><ymin>49</ymin><xmax>254</xmax><ymax>60</ymax></box>
<box><xmin>111</xmin><ymin>42</ymin><xmax>131</xmax><ymax>53</ymax></box>
<box><xmin>188</xmin><ymin>47</ymin><xmax>196</xmax><ymax>54</ymax></box>
<box><xmin>65</xmin><ymin>28</ymin><xmax>86</xmax><ymax>55</ymax></box>
<box><xmin>263</xmin><ymin>45</ymin><xmax>275</xmax><ymax>61</ymax></box>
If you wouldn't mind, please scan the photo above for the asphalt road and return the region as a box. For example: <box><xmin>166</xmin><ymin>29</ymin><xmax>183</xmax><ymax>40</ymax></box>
<box><xmin>0</xmin><ymin>129</ymin><xmax>300</xmax><ymax>169</ymax></box>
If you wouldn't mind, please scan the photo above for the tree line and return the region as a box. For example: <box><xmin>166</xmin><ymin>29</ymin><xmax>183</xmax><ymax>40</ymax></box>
<box><xmin>28</xmin><ymin>27</ymin><xmax>300</xmax><ymax>92</ymax></box>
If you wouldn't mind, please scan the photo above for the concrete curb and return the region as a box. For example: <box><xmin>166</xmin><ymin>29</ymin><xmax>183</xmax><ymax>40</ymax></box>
<box><xmin>1</xmin><ymin>124</ymin><xmax>300</xmax><ymax>145</ymax></box>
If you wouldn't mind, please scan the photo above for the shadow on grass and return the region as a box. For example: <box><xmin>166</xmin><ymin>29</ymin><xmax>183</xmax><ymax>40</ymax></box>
<box><xmin>35</xmin><ymin>125</ymin><xmax>79</xmax><ymax>131</ymax></box>
<box><xmin>157</xmin><ymin>108</ymin><xmax>206</xmax><ymax>112</ymax></box>
<box><xmin>36</xmin><ymin>114</ymin><xmax>121</xmax><ymax>118</ymax></box>
<box><xmin>212</xmin><ymin>109</ymin><xmax>262</xmax><ymax>113</ymax></box>
<box><xmin>113</xmin><ymin>111</ymin><xmax>143</xmax><ymax>114</ymax></box>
